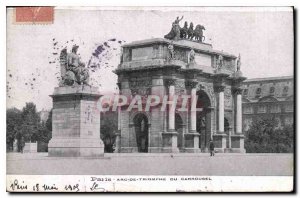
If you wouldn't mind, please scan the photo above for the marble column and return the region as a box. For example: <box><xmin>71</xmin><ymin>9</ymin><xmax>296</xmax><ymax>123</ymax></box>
<box><xmin>218</xmin><ymin>86</ymin><xmax>225</xmax><ymax>133</ymax></box>
<box><xmin>114</xmin><ymin>106</ymin><xmax>121</xmax><ymax>153</ymax></box>
<box><xmin>236</xmin><ymin>89</ymin><xmax>243</xmax><ymax>134</ymax></box>
<box><xmin>184</xmin><ymin>80</ymin><xmax>200</xmax><ymax>153</ymax></box>
<box><xmin>167</xmin><ymin>79</ymin><xmax>176</xmax><ymax>131</ymax></box>
<box><xmin>162</xmin><ymin>79</ymin><xmax>179</xmax><ymax>153</ymax></box>
<box><xmin>190</xmin><ymin>86</ymin><xmax>197</xmax><ymax>132</ymax></box>
<box><xmin>115</xmin><ymin>82</ymin><xmax>122</xmax><ymax>153</ymax></box>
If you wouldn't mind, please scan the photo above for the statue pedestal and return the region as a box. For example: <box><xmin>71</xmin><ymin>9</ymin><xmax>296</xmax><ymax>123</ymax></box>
<box><xmin>48</xmin><ymin>85</ymin><xmax>104</xmax><ymax>157</ymax></box>
<box><xmin>213</xmin><ymin>133</ymin><xmax>227</xmax><ymax>153</ymax></box>
<box><xmin>162</xmin><ymin>131</ymin><xmax>179</xmax><ymax>153</ymax></box>
<box><xmin>184</xmin><ymin>132</ymin><xmax>201</xmax><ymax>153</ymax></box>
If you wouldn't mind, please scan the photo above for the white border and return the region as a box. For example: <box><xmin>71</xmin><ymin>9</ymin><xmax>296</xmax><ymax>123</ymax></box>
<box><xmin>1</xmin><ymin>0</ymin><xmax>298</xmax><ymax>197</ymax></box>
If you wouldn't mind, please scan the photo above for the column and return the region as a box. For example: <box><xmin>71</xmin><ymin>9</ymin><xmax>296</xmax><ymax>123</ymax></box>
<box><xmin>114</xmin><ymin>106</ymin><xmax>121</xmax><ymax>153</ymax></box>
<box><xmin>115</xmin><ymin>82</ymin><xmax>122</xmax><ymax>153</ymax></box>
<box><xmin>218</xmin><ymin>86</ymin><xmax>225</xmax><ymax>133</ymax></box>
<box><xmin>185</xmin><ymin>80</ymin><xmax>198</xmax><ymax>132</ymax></box>
<box><xmin>184</xmin><ymin>80</ymin><xmax>200</xmax><ymax>153</ymax></box>
<box><xmin>190</xmin><ymin>87</ymin><xmax>197</xmax><ymax>132</ymax></box>
<box><xmin>167</xmin><ymin>79</ymin><xmax>176</xmax><ymax>131</ymax></box>
<box><xmin>236</xmin><ymin>88</ymin><xmax>242</xmax><ymax>133</ymax></box>
<box><xmin>162</xmin><ymin>78</ymin><xmax>179</xmax><ymax>153</ymax></box>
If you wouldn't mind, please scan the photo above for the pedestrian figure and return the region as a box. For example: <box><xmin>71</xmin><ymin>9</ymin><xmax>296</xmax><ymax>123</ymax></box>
<box><xmin>209</xmin><ymin>139</ymin><xmax>215</xmax><ymax>156</ymax></box>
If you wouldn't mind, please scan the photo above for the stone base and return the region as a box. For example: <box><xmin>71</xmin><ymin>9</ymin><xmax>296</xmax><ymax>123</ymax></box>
<box><xmin>161</xmin><ymin>147</ymin><xmax>180</xmax><ymax>153</ymax></box>
<box><xmin>48</xmin><ymin>138</ymin><xmax>104</xmax><ymax>157</ymax></box>
<box><xmin>223</xmin><ymin>148</ymin><xmax>246</xmax><ymax>153</ymax></box>
<box><xmin>49</xmin><ymin>85</ymin><xmax>103</xmax><ymax>157</ymax></box>
<box><xmin>162</xmin><ymin>131</ymin><xmax>179</xmax><ymax>153</ymax></box>
<box><xmin>148</xmin><ymin>147</ymin><xmax>164</xmax><ymax>153</ymax></box>
<box><xmin>120</xmin><ymin>147</ymin><xmax>139</xmax><ymax>153</ymax></box>
<box><xmin>213</xmin><ymin>133</ymin><xmax>227</xmax><ymax>149</ymax></box>
<box><xmin>23</xmin><ymin>142</ymin><xmax>37</xmax><ymax>153</ymax></box>
<box><xmin>224</xmin><ymin>148</ymin><xmax>232</xmax><ymax>153</ymax></box>
<box><xmin>214</xmin><ymin>148</ymin><xmax>224</xmax><ymax>153</ymax></box>
<box><xmin>184</xmin><ymin>132</ymin><xmax>200</xmax><ymax>150</ymax></box>
<box><xmin>228</xmin><ymin>148</ymin><xmax>246</xmax><ymax>153</ymax></box>
<box><xmin>201</xmin><ymin>147</ymin><xmax>209</xmax><ymax>153</ymax></box>
<box><xmin>184</xmin><ymin>148</ymin><xmax>201</xmax><ymax>153</ymax></box>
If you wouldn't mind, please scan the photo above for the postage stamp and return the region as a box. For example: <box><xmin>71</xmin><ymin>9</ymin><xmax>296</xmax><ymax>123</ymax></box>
<box><xmin>14</xmin><ymin>7</ymin><xmax>54</xmax><ymax>24</ymax></box>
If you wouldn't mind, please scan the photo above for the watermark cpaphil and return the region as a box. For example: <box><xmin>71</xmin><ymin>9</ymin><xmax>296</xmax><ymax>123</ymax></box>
<box><xmin>93</xmin><ymin>92</ymin><xmax>204</xmax><ymax>113</ymax></box>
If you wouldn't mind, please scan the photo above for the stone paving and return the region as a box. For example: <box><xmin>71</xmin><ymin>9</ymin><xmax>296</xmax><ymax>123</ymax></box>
<box><xmin>6</xmin><ymin>152</ymin><xmax>293</xmax><ymax>176</ymax></box>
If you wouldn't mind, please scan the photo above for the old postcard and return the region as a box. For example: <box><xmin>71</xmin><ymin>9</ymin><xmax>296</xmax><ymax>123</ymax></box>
<box><xmin>6</xmin><ymin>6</ymin><xmax>294</xmax><ymax>192</ymax></box>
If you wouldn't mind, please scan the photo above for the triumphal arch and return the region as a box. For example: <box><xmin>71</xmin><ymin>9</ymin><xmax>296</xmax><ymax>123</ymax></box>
<box><xmin>114</xmin><ymin>18</ymin><xmax>246</xmax><ymax>153</ymax></box>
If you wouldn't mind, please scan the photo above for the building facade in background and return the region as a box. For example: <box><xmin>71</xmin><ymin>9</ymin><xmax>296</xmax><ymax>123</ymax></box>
<box><xmin>242</xmin><ymin>76</ymin><xmax>294</xmax><ymax>131</ymax></box>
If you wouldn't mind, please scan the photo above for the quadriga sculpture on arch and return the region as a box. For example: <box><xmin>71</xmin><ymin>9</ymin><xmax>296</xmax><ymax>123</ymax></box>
<box><xmin>164</xmin><ymin>16</ymin><xmax>206</xmax><ymax>43</ymax></box>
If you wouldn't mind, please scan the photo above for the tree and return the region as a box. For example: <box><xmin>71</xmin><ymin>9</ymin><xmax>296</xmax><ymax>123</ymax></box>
<box><xmin>6</xmin><ymin>108</ymin><xmax>22</xmax><ymax>151</ymax></box>
<box><xmin>36</xmin><ymin>109</ymin><xmax>52</xmax><ymax>152</ymax></box>
<box><xmin>37</xmin><ymin>109</ymin><xmax>52</xmax><ymax>142</ymax></box>
<box><xmin>19</xmin><ymin>102</ymin><xmax>41</xmax><ymax>142</ymax></box>
<box><xmin>245</xmin><ymin>117</ymin><xmax>294</xmax><ymax>153</ymax></box>
<box><xmin>45</xmin><ymin>109</ymin><xmax>52</xmax><ymax>132</ymax></box>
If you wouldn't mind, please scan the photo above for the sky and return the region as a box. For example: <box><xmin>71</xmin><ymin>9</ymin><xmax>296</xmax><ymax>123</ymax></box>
<box><xmin>6</xmin><ymin>7</ymin><xmax>294</xmax><ymax>111</ymax></box>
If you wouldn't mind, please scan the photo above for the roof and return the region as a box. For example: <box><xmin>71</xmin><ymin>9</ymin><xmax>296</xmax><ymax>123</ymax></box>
<box><xmin>244</xmin><ymin>76</ymin><xmax>294</xmax><ymax>83</ymax></box>
<box><xmin>122</xmin><ymin>38</ymin><xmax>237</xmax><ymax>58</ymax></box>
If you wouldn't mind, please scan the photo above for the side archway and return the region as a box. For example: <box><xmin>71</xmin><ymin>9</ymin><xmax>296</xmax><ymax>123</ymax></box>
<box><xmin>133</xmin><ymin>113</ymin><xmax>149</xmax><ymax>153</ymax></box>
<box><xmin>196</xmin><ymin>90</ymin><xmax>212</xmax><ymax>151</ymax></box>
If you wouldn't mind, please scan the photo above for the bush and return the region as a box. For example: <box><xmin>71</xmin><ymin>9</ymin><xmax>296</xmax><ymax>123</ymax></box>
<box><xmin>245</xmin><ymin>117</ymin><xmax>294</xmax><ymax>153</ymax></box>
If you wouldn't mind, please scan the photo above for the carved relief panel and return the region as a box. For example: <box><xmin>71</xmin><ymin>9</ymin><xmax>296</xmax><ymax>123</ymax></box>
<box><xmin>224</xmin><ymin>87</ymin><xmax>232</xmax><ymax>109</ymax></box>
<box><xmin>129</xmin><ymin>78</ymin><xmax>152</xmax><ymax>100</ymax></box>
<box><xmin>196</xmin><ymin>82</ymin><xmax>216</xmax><ymax>107</ymax></box>
<box><xmin>175</xmin><ymin>80</ymin><xmax>186</xmax><ymax>95</ymax></box>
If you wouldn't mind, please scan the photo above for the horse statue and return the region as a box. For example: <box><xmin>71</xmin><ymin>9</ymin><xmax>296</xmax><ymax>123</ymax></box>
<box><xmin>180</xmin><ymin>21</ymin><xmax>188</xmax><ymax>39</ymax></box>
<box><xmin>193</xmin><ymin>24</ymin><xmax>206</xmax><ymax>42</ymax></box>
<box><xmin>187</xmin><ymin>22</ymin><xmax>194</xmax><ymax>40</ymax></box>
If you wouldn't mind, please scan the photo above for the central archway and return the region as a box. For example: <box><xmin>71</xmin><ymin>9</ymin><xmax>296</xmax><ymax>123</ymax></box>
<box><xmin>196</xmin><ymin>90</ymin><xmax>212</xmax><ymax>152</ymax></box>
<box><xmin>133</xmin><ymin>113</ymin><xmax>149</xmax><ymax>153</ymax></box>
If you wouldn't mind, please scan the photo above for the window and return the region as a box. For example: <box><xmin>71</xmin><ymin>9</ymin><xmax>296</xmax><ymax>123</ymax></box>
<box><xmin>257</xmin><ymin>105</ymin><xmax>266</xmax><ymax>113</ymax></box>
<box><xmin>243</xmin><ymin>106</ymin><xmax>253</xmax><ymax>114</ymax></box>
<box><xmin>269</xmin><ymin>87</ymin><xmax>275</xmax><ymax>96</ymax></box>
<box><xmin>285</xmin><ymin>104</ymin><xmax>293</xmax><ymax>112</ymax></box>
<box><xmin>256</xmin><ymin>88</ymin><xmax>261</xmax><ymax>94</ymax></box>
<box><xmin>282</xmin><ymin>86</ymin><xmax>289</xmax><ymax>96</ymax></box>
<box><xmin>285</xmin><ymin>116</ymin><xmax>293</xmax><ymax>126</ymax></box>
<box><xmin>255</xmin><ymin>87</ymin><xmax>261</xmax><ymax>98</ymax></box>
<box><xmin>243</xmin><ymin>118</ymin><xmax>253</xmax><ymax>131</ymax></box>
<box><xmin>270</xmin><ymin>105</ymin><xmax>281</xmax><ymax>113</ymax></box>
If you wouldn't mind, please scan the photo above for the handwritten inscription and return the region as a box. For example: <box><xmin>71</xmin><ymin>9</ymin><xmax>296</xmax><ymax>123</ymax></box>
<box><xmin>89</xmin><ymin>177</ymin><xmax>111</xmax><ymax>192</ymax></box>
<box><xmin>64</xmin><ymin>184</ymin><xmax>80</xmax><ymax>192</ymax></box>
<box><xmin>10</xmin><ymin>179</ymin><xmax>28</xmax><ymax>191</ymax></box>
<box><xmin>90</xmin><ymin>182</ymin><xmax>106</xmax><ymax>192</ymax></box>
<box><xmin>8</xmin><ymin>176</ymin><xmax>213</xmax><ymax>192</ymax></box>
<box><xmin>9</xmin><ymin>179</ymin><xmax>80</xmax><ymax>192</ymax></box>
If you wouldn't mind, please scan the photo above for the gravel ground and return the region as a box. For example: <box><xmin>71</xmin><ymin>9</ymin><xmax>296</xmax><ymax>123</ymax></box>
<box><xmin>6</xmin><ymin>152</ymin><xmax>294</xmax><ymax>176</ymax></box>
